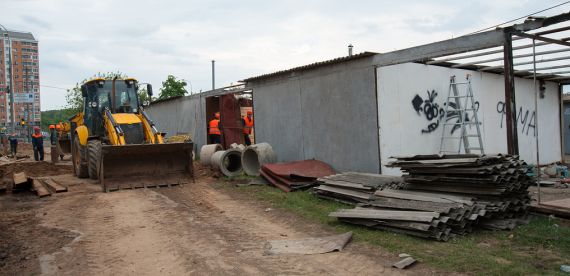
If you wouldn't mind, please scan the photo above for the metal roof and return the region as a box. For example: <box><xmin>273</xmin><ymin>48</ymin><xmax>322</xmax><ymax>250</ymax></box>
<box><xmin>1</xmin><ymin>30</ymin><xmax>36</xmax><ymax>42</ymax></box>
<box><xmin>243</xmin><ymin>51</ymin><xmax>377</xmax><ymax>82</ymax></box>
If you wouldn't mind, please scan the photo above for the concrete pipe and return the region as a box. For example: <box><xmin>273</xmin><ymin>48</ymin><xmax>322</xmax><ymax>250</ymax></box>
<box><xmin>210</xmin><ymin>149</ymin><xmax>243</xmax><ymax>177</ymax></box>
<box><xmin>199</xmin><ymin>144</ymin><xmax>223</xmax><ymax>166</ymax></box>
<box><xmin>242</xmin><ymin>143</ymin><xmax>277</xmax><ymax>176</ymax></box>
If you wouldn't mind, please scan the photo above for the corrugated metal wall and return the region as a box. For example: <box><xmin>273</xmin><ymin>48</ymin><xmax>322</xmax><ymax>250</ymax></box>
<box><xmin>249</xmin><ymin>57</ymin><xmax>381</xmax><ymax>173</ymax></box>
<box><xmin>145</xmin><ymin>95</ymin><xmax>207</xmax><ymax>153</ymax></box>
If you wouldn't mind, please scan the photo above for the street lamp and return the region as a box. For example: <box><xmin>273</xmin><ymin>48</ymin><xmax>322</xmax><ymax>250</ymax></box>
<box><xmin>0</xmin><ymin>24</ymin><xmax>14</xmax><ymax>133</ymax></box>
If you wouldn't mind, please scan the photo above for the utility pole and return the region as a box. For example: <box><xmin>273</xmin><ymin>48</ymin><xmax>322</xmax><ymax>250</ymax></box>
<box><xmin>0</xmin><ymin>24</ymin><xmax>14</xmax><ymax>133</ymax></box>
<box><xmin>211</xmin><ymin>60</ymin><xmax>215</xmax><ymax>90</ymax></box>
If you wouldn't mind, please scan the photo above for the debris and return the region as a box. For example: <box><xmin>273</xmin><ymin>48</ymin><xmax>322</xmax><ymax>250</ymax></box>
<box><xmin>393</xmin><ymin>257</ymin><xmax>416</xmax><ymax>269</ymax></box>
<box><xmin>261</xmin><ymin>160</ymin><xmax>335</xmax><ymax>192</ymax></box>
<box><xmin>561</xmin><ymin>265</ymin><xmax>570</xmax><ymax>273</ymax></box>
<box><xmin>399</xmin><ymin>253</ymin><xmax>411</xmax><ymax>258</ymax></box>
<box><xmin>327</xmin><ymin>154</ymin><xmax>533</xmax><ymax>241</ymax></box>
<box><xmin>264</xmin><ymin>232</ymin><xmax>352</xmax><ymax>255</ymax></box>
<box><xmin>166</xmin><ymin>134</ymin><xmax>192</xmax><ymax>143</ymax></box>
<box><xmin>264</xmin><ymin>208</ymin><xmax>272</xmax><ymax>212</ymax></box>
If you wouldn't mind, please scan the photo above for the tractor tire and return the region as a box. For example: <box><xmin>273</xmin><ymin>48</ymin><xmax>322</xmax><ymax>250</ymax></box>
<box><xmin>88</xmin><ymin>140</ymin><xmax>102</xmax><ymax>180</ymax></box>
<box><xmin>72</xmin><ymin>135</ymin><xmax>89</xmax><ymax>178</ymax></box>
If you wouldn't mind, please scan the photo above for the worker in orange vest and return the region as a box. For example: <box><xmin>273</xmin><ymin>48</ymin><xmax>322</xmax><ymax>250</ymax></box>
<box><xmin>31</xmin><ymin>126</ymin><xmax>44</xmax><ymax>161</ymax></box>
<box><xmin>208</xmin><ymin>112</ymin><xmax>221</xmax><ymax>144</ymax></box>
<box><xmin>242</xmin><ymin>110</ymin><xmax>254</xmax><ymax>146</ymax></box>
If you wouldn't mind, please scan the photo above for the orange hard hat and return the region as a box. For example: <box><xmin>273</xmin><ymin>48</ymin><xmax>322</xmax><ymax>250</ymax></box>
<box><xmin>49</xmin><ymin>124</ymin><xmax>55</xmax><ymax>129</ymax></box>
<box><xmin>55</xmin><ymin>124</ymin><xmax>62</xmax><ymax>130</ymax></box>
<box><xmin>247</xmin><ymin>110</ymin><xmax>252</xmax><ymax>115</ymax></box>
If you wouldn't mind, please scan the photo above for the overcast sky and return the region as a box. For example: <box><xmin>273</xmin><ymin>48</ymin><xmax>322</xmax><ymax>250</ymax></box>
<box><xmin>1</xmin><ymin>0</ymin><xmax>568</xmax><ymax>110</ymax></box>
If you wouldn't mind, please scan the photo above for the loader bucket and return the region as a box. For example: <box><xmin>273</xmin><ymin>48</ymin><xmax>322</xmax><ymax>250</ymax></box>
<box><xmin>100</xmin><ymin>142</ymin><xmax>194</xmax><ymax>192</ymax></box>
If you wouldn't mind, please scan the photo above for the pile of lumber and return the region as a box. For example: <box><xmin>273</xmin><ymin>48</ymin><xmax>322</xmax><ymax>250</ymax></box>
<box><xmin>327</xmin><ymin>154</ymin><xmax>533</xmax><ymax>241</ymax></box>
<box><xmin>313</xmin><ymin>172</ymin><xmax>405</xmax><ymax>204</ymax></box>
<box><xmin>11</xmin><ymin>171</ymin><xmax>68</xmax><ymax>197</ymax></box>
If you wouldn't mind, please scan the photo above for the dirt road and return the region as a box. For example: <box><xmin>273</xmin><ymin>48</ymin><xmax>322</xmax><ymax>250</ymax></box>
<box><xmin>0</xmin><ymin>162</ymin><xmax>433</xmax><ymax>275</ymax></box>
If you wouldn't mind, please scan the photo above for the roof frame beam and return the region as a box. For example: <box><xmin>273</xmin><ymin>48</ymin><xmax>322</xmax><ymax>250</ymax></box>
<box><xmin>374</xmin><ymin>12</ymin><xmax>570</xmax><ymax>67</ymax></box>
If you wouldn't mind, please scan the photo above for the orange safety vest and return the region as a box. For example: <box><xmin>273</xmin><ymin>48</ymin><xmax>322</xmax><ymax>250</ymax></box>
<box><xmin>209</xmin><ymin>119</ymin><xmax>221</xmax><ymax>135</ymax></box>
<box><xmin>243</xmin><ymin>116</ymin><xmax>253</xmax><ymax>134</ymax></box>
<box><xmin>32</xmin><ymin>133</ymin><xmax>42</xmax><ymax>138</ymax></box>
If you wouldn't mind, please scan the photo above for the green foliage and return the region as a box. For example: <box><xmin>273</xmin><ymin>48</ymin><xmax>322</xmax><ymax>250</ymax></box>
<box><xmin>225</xmin><ymin>184</ymin><xmax>570</xmax><ymax>275</ymax></box>
<box><xmin>138</xmin><ymin>87</ymin><xmax>155</xmax><ymax>106</ymax></box>
<box><xmin>40</xmin><ymin>108</ymin><xmax>76</xmax><ymax>130</ymax></box>
<box><xmin>158</xmin><ymin>75</ymin><xmax>187</xmax><ymax>100</ymax></box>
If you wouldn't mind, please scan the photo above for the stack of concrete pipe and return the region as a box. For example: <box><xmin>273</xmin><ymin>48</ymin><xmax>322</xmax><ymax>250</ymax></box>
<box><xmin>199</xmin><ymin>142</ymin><xmax>276</xmax><ymax>177</ymax></box>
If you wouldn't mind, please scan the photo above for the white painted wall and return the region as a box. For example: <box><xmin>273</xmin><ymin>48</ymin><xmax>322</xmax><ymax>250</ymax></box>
<box><xmin>377</xmin><ymin>63</ymin><xmax>561</xmax><ymax>175</ymax></box>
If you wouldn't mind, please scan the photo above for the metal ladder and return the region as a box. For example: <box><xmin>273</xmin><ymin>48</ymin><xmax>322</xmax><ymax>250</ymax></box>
<box><xmin>439</xmin><ymin>75</ymin><xmax>484</xmax><ymax>154</ymax></box>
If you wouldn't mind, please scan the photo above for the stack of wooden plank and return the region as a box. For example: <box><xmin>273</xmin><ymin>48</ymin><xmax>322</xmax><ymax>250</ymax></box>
<box><xmin>327</xmin><ymin>154</ymin><xmax>533</xmax><ymax>241</ymax></box>
<box><xmin>10</xmin><ymin>171</ymin><xmax>68</xmax><ymax>198</ymax></box>
<box><xmin>313</xmin><ymin>172</ymin><xmax>405</xmax><ymax>204</ymax></box>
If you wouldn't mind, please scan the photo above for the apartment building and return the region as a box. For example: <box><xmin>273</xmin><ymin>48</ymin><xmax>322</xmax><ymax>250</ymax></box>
<box><xmin>0</xmin><ymin>30</ymin><xmax>40</xmax><ymax>127</ymax></box>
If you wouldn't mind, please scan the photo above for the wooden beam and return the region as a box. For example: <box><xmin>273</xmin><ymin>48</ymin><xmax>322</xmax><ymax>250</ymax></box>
<box><xmin>31</xmin><ymin>178</ymin><xmax>51</xmax><ymax>198</ymax></box>
<box><xmin>12</xmin><ymin>172</ymin><xmax>28</xmax><ymax>188</ymax></box>
<box><xmin>42</xmin><ymin>178</ymin><xmax>67</xmax><ymax>193</ymax></box>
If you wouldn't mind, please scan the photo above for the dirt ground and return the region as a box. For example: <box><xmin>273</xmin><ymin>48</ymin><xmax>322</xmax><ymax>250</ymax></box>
<box><xmin>0</xmin><ymin>148</ymin><xmax>438</xmax><ymax>275</ymax></box>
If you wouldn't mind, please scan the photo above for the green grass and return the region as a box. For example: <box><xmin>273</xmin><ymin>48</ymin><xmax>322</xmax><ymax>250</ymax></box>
<box><xmin>223</xmin><ymin>184</ymin><xmax>570</xmax><ymax>275</ymax></box>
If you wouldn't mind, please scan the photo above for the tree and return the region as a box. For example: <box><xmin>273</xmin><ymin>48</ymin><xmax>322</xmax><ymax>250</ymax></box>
<box><xmin>158</xmin><ymin>75</ymin><xmax>187</xmax><ymax>100</ymax></box>
<box><xmin>138</xmin><ymin>87</ymin><xmax>155</xmax><ymax>106</ymax></box>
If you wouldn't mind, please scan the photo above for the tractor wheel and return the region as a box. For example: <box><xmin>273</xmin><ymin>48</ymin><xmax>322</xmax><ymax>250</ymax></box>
<box><xmin>72</xmin><ymin>135</ymin><xmax>89</xmax><ymax>178</ymax></box>
<box><xmin>88</xmin><ymin>140</ymin><xmax>102</xmax><ymax>180</ymax></box>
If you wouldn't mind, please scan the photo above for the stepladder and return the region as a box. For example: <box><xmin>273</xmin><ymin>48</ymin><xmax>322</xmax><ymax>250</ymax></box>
<box><xmin>439</xmin><ymin>74</ymin><xmax>484</xmax><ymax>155</ymax></box>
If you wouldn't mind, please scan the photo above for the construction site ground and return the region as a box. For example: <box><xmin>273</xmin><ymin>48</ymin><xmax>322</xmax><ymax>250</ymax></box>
<box><xmin>1</xmin><ymin>143</ymin><xmax>569</xmax><ymax>275</ymax></box>
<box><xmin>0</xmin><ymin>143</ymin><xmax>439</xmax><ymax>275</ymax></box>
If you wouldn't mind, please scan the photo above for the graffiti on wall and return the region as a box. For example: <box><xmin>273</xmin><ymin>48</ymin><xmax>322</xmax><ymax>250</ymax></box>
<box><xmin>412</xmin><ymin>90</ymin><xmax>480</xmax><ymax>134</ymax></box>
<box><xmin>496</xmin><ymin>101</ymin><xmax>536</xmax><ymax>136</ymax></box>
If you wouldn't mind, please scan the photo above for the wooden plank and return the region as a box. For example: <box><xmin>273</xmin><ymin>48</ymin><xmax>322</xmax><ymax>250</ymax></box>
<box><xmin>42</xmin><ymin>178</ymin><xmax>68</xmax><ymax>193</ymax></box>
<box><xmin>31</xmin><ymin>178</ymin><xmax>51</xmax><ymax>198</ymax></box>
<box><xmin>12</xmin><ymin>172</ymin><xmax>28</xmax><ymax>188</ymax></box>
<box><xmin>540</xmin><ymin>198</ymin><xmax>570</xmax><ymax>211</ymax></box>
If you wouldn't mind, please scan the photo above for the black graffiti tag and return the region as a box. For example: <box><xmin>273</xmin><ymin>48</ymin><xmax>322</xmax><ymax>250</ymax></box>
<box><xmin>412</xmin><ymin>90</ymin><xmax>479</xmax><ymax>134</ymax></box>
<box><xmin>496</xmin><ymin>101</ymin><xmax>536</xmax><ymax>136</ymax></box>
<box><xmin>412</xmin><ymin>90</ymin><xmax>445</xmax><ymax>134</ymax></box>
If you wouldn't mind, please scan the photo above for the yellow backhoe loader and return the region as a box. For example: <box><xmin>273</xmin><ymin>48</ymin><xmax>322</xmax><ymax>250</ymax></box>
<box><xmin>58</xmin><ymin>77</ymin><xmax>193</xmax><ymax>192</ymax></box>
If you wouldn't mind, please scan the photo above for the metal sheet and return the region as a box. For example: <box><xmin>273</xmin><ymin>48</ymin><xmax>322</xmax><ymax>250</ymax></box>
<box><xmin>220</xmin><ymin>94</ymin><xmax>243</xmax><ymax>148</ymax></box>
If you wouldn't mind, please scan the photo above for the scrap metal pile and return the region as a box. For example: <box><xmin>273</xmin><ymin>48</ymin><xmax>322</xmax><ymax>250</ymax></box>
<box><xmin>325</xmin><ymin>154</ymin><xmax>533</xmax><ymax>241</ymax></box>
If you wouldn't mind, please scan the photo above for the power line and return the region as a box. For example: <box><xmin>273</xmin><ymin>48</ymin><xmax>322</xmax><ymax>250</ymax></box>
<box><xmin>464</xmin><ymin>1</ymin><xmax>570</xmax><ymax>36</ymax></box>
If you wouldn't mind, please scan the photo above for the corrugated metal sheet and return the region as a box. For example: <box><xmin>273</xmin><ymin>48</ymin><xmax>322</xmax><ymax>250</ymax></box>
<box><xmin>243</xmin><ymin>52</ymin><xmax>377</xmax><ymax>82</ymax></box>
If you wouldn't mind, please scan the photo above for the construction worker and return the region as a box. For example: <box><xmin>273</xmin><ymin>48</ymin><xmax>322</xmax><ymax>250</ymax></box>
<box><xmin>0</xmin><ymin>127</ymin><xmax>7</xmax><ymax>155</ymax></box>
<box><xmin>31</xmin><ymin>126</ymin><xmax>44</xmax><ymax>161</ymax></box>
<box><xmin>9</xmin><ymin>132</ymin><xmax>18</xmax><ymax>157</ymax></box>
<box><xmin>54</xmin><ymin>124</ymin><xmax>64</xmax><ymax>160</ymax></box>
<box><xmin>208</xmin><ymin>112</ymin><xmax>221</xmax><ymax>144</ymax></box>
<box><xmin>242</xmin><ymin>110</ymin><xmax>254</xmax><ymax>146</ymax></box>
<box><xmin>49</xmin><ymin>125</ymin><xmax>57</xmax><ymax>145</ymax></box>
